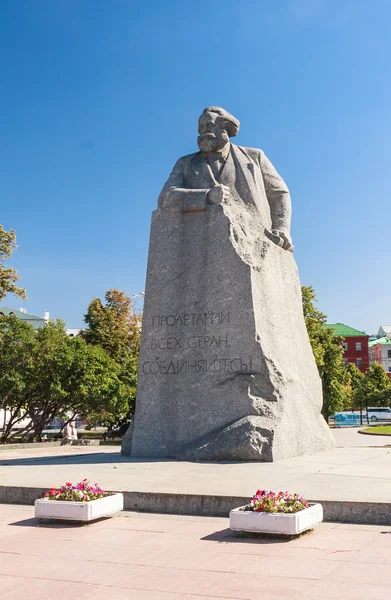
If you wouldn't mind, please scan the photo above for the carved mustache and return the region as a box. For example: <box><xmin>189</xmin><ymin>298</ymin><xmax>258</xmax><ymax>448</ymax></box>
<box><xmin>199</xmin><ymin>133</ymin><xmax>216</xmax><ymax>140</ymax></box>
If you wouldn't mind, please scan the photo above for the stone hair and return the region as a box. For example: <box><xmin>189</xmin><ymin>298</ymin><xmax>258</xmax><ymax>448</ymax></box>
<box><xmin>201</xmin><ymin>106</ymin><xmax>240</xmax><ymax>138</ymax></box>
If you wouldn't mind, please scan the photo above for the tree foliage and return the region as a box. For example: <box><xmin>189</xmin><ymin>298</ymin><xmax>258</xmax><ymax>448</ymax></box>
<box><xmin>82</xmin><ymin>289</ymin><xmax>141</xmax><ymax>427</ymax></box>
<box><xmin>83</xmin><ymin>289</ymin><xmax>141</xmax><ymax>361</ymax></box>
<box><xmin>361</xmin><ymin>362</ymin><xmax>391</xmax><ymax>409</ymax></box>
<box><xmin>343</xmin><ymin>363</ymin><xmax>364</xmax><ymax>411</ymax></box>
<box><xmin>0</xmin><ymin>315</ymin><xmax>35</xmax><ymax>437</ymax></box>
<box><xmin>302</xmin><ymin>286</ymin><xmax>391</xmax><ymax>419</ymax></box>
<box><xmin>343</xmin><ymin>362</ymin><xmax>391</xmax><ymax>420</ymax></box>
<box><xmin>302</xmin><ymin>285</ymin><xmax>346</xmax><ymax>418</ymax></box>
<box><xmin>0</xmin><ymin>317</ymin><xmax>130</xmax><ymax>442</ymax></box>
<box><xmin>0</xmin><ymin>224</ymin><xmax>26</xmax><ymax>302</ymax></box>
<box><xmin>0</xmin><ymin>287</ymin><xmax>142</xmax><ymax>443</ymax></box>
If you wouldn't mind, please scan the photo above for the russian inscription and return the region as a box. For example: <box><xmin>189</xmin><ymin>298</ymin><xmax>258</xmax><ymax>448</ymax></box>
<box><xmin>152</xmin><ymin>312</ymin><xmax>230</xmax><ymax>327</ymax></box>
<box><xmin>142</xmin><ymin>357</ymin><xmax>253</xmax><ymax>375</ymax></box>
<box><xmin>142</xmin><ymin>310</ymin><xmax>251</xmax><ymax>376</ymax></box>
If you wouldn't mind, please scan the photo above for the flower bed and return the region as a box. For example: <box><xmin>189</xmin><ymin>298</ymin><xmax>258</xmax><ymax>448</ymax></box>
<box><xmin>43</xmin><ymin>479</ymin><xmax>113</xmax><ymax>502</ymax></box>
<box><xmin>35</xmin><ymin>480</ymin><xmax>123</xmax><ymax>522</ymax></box>
<box><xmin>243</xmin><ymin>489</ymin><xmax>310</xmax><ymax>514</ymax></box>
<box><xmin>230</xmin><ymin>489</ymin><xmax>323</xmax><ymax>535</ymax></box>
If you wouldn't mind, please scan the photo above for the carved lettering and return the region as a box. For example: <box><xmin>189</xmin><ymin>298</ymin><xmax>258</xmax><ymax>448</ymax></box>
<box><xmin>186</xmin><ymin>334</ymin><xmax>230</xmax><ymax>349</ymax></box>
<box><xmin>151</xmin><ymin>312</ymin><xmax>230</xmax><ymax>327</ymax></box>
<box><xmin>141</xmin><ymin>356</ymin><xmax>253</xmax><ymax>376</ymax></box>
<box><xmin>145</xmin><ymin>310</ymin><xmax>238</xmax><ymax>377</ymax></box>
<box><xmin>151</xmin><ymin>336</ymin><xmax>182</xmax><ymax>350</ymax></box>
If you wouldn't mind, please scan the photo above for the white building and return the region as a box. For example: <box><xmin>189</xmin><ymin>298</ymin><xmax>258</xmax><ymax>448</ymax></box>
<box><xmin>378</xmin><ymin>325</ymin><xmax>391</xmax><ymax>338</ymax></box>
<box><xmin>66</xmin><ymin>328</ymin><xmax>82</xmax><ymax>337</ymax></box>
<box><xmin>369</xmin><ymin>335</ymin><xmax>391</xmax><ymax>375</ymax></box>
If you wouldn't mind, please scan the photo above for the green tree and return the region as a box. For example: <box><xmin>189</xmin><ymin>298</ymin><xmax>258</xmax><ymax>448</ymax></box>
<box><xmin>0</xmin><ymin>315</ymin><xmax>36</xmax><ymax>441</ymax></box>
<box><xmin>362</xmin><ymin>363</ymin><xmax>391</xmax><ymax>411</ymax></box>
<box><xmin>0</xmin><ymin>318</ymin><xmax>72</xmax><ymax>441</ymax></box>
<box><xmin>0</xmin><ymin>317</ymin><xmax>130</xmax><ymax>442</ymax></box>
<box><xmin>83</xmin><ymin>289</ymin><xmax>141</xmax><ymax>361</ymax></box>
<box><xmin>83</xmin><ymin>289</ymin><xmax>141</xmax><ymax>427</ymax></box>
<box><xmin>344</xmin><ymin>362</ymin><xmax>365</xmax><ymax>421</ymax></box>
<box><xmin>0</xmin><ymin>224</ymin><xmax>26</xmax><ymax>302</ymax></box>
<box><xmin>301</xmin><ymin>286</ymin><xmax>346</xmax><ymax>418</ymax></box>
<box><xmin>69</xmin><ymin>337</ymin><xmax>132</xmax><ymax>429</ymax></box>
<box><xmin>24</xmin><ymin>320</ymin><xmax>76</xmax><ymax>440</ymax></box>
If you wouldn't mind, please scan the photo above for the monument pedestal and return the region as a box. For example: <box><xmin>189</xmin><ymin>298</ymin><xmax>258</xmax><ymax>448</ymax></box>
<box><xmin>122</xmin><ymin>201</ymin><xmax>334</xmax><ymax>460</ymax></box>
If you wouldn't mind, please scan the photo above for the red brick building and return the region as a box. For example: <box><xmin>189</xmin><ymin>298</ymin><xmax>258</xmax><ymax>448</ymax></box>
<box><xmin>324</xmin><ymin>323</ymin><xmax>369</xmax><ymax>372</ymax></box>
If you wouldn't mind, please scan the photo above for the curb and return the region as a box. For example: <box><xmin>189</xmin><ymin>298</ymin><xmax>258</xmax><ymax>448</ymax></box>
<box><xmin>0</xmin><ymin>442</ymin><xmax>62</xmax><ymax>451</ymax></box>
<box><xmin>358</xmin><ymin>428</ymin><xmax>391</xmax><ymax>438</ymax></box>
<box><xmin>0</xmin><ymin>441</ymin><xmax>120</xmax><ymax>450</ymax></box>
<box><xmin>1</xmin><ymin>486</ymin><xmax>391</xmax><ymax>526</ymax></box>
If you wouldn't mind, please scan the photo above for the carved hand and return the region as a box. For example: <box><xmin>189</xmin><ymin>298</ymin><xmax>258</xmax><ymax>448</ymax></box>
<box><xmin>271</xmin><ymin>229</ymin><xmax>294</xmax><ymax>252</ymax></box>
<box><xmin>207</xmin><ymin>184</ymin><xmax>231</xmax><ymax>205</ymax></box>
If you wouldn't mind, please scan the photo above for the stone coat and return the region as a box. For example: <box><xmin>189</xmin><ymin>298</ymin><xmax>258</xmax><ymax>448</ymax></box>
<box><xmin>158</xmin><ymin>143</ymin><xmax>291</xmax><ymax>239</ymax></box>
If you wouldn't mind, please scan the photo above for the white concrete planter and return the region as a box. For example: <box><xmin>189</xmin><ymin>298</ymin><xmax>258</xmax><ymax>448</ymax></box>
<box><xmin>230</xmin><ymin>503</ymin><xmax>323</xmax><ymax>535</ymax></box>
<box><xmin>35</xmin><ymin>493</ymin><xmax>123</xmax><ymax>522</ymax></box>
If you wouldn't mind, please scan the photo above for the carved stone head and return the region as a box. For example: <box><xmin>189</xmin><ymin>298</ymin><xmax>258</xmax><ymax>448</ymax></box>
<box><xmin>197</xmin><ymin>107</ymin><xmax>240</xmax><ymax>153</ymax></box>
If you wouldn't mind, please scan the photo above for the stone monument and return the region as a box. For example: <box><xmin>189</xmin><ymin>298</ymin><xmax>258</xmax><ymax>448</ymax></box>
<box><xmin>122</xmin><ymin>106</ymin><xmax>335</xmax><ymax>460</ymax></box>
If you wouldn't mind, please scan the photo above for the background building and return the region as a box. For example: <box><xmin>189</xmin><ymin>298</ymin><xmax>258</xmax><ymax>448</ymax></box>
<box><xmin>324</xmin><ymin>323</ymin><xmax>369</xmax><ymax>372</ymax></box>
<box><xmin>66</xmin><ymin>328</ymin><xmax>81</xmax><ymax>337</ymax></box>
<box><xmin>0</xmin><ymin>307</ymin><xmax>81</xmax><ymax>338</ymax></box>
<box><xmin>378</xmin><ymin>325</ymin><xmax>391</xmax><ymax>338</ymax></box>
<box><xmin>369</xmin><ymin>335</ymin><xmax>391</xmax><ymax>376</ymax></box>
<box><xmin>0</xmin><ymin>307</ymin><xmax>47</xmax><ymax>329</ymax></box>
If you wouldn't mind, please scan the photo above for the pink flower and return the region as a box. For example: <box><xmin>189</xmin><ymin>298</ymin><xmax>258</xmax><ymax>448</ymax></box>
<box><xmin>43</xmin><ymin>479</ymin><xmax>113</xmax><ymax>502</ymax></box>
<box><xmin>246</xmin><ymin>488</ymin><xmax>308</xmax><ymax>514</ymax></box>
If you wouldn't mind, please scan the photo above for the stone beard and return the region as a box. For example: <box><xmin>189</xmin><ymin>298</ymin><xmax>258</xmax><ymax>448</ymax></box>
<box><xmin>122</xmin><ymin>106</ymin><xmax>334</xmax><ymax>461</ymax></box>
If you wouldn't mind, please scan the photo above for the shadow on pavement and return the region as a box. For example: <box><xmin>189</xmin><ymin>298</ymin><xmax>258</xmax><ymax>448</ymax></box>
<box><xmin>9</xmin><ymin>516</ymin><xmax>110</xmax><ymax>528</ymax></box>
<box><xmin>0</xmin><ymin>453</ymin><xmax>177</xmax><ymax>466</ymax></box>
<box><xmin>201</xmin><ymin>528</ymin><xmax>291</xmax><ymax>545</ymax></box>
<box><xmin>0</xmin><ymin>453</ymin><xmax>244</xmax><ymax>466</ymax></box>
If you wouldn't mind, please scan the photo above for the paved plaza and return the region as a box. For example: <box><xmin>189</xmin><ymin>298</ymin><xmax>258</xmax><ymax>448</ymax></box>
<box><xmin>0</xmin><ymin>429</ymin><xmax>390</xmax><ymax>506</ymax></box>
<box><xmin>0</xmin><ymin>429</ymin><xmax>390</xmax><ymax>598</ymax></box>
<box><xmin>1</xmin><ymin>504</ymin><xmax>391</xmax><ymax>599</ymax></box>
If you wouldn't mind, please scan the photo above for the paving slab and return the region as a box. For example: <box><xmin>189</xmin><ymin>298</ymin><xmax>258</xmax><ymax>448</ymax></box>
<box><xmin>0</xmin><ymin>505</ymin><xmax>391</xmax><ymax>599</ymax></box>
<box><xmin>0</xmin><ymin>429</ymin><xmax>390</xmax><ymax>523</ymax></box>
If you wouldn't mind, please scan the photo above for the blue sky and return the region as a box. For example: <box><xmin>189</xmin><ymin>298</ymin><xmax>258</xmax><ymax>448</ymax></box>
<box><xmin>1</xmin><ymin>0</ymin><xmax>390</xmax><ymax>333</ymax></box>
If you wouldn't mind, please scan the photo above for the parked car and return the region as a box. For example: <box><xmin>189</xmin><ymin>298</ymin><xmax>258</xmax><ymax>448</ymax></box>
<box><xmin>367</xmin><ymin>407</ymin><xmax>391</xmax><ymax>422</ymax></box>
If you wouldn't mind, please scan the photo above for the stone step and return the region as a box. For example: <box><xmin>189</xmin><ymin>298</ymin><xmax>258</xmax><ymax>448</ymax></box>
<box><xmin>1</xmin><ymin>485</ymin><xmax>390</xmax><ymax>526</ymax></box>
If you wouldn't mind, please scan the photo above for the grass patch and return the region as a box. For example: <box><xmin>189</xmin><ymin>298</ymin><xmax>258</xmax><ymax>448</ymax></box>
<box><xmin>362</xmin><ymin>426</ymin><xmax>391</xmax><ymax>435</ymax></box>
